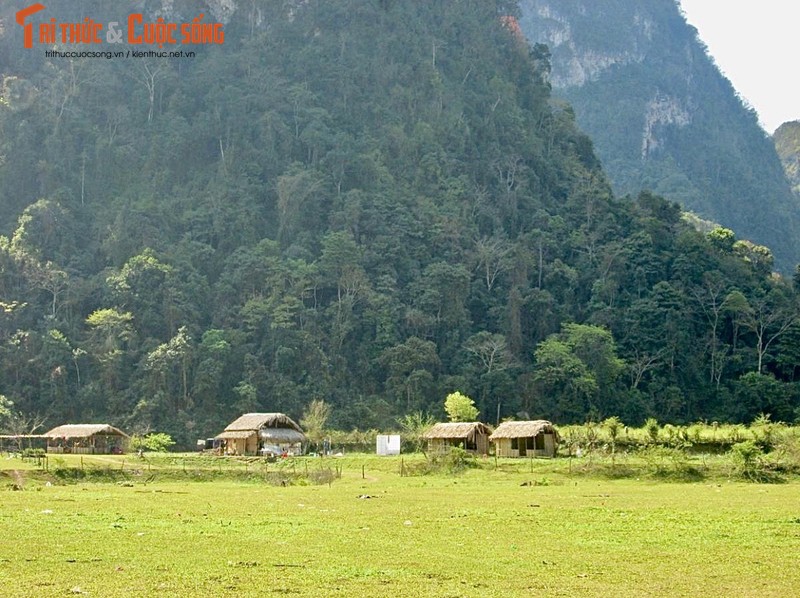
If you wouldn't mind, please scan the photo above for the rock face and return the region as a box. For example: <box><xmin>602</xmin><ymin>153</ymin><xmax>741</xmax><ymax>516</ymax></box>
<box><xmin>774</xmin><ymin>121</ymin><xmax>800</xmax><ymax>195</ymax></box>
<box><xmin>519</xmin><ymin>0</ymin><xmax>800</xmax><ymax>270</ymax></box>
<box><xmin>641</xmin><ymin>94</ymin><xmax>691</xmax><ymax>160</ymax></box>
<box><xmin>523</xmin><ymin>3</ymin><xmax>648</xmax><ymax>88</ymax></box>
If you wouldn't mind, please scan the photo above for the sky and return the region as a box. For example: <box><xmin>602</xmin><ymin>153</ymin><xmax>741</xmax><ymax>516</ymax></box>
<box><xmin>678</xmin><ymin>0</ymin><xmax>800</xmax><ymax>133</ymax></box>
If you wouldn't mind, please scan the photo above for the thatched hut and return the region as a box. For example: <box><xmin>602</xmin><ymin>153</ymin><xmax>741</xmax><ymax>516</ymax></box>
<box><xmin>423</xmin><ymin>422</ymin><xmax>492</xmax><ymax>455</ymax></box>
<box><xmin>215</xmin><ymin>413</ymin><xmax>305</xmax><ymax>456</ymax></box>
<box><xmin>489</xmin><ymin>420</ymin><xmax>559</xmax><ymax>458</ymax></box>
<box><xmin>44</xmin><ymin>424</ymin><xmax>129</xmax><ymax>455</ymax></box>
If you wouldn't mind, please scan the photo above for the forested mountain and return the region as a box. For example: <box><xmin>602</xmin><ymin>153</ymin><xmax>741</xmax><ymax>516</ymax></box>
<box><xmin>1</xmin><ymin>0</ymin><xmax>799</xmax><ymax>446</ymax></box>
<box><xmin>775</xmin><ymin>121</ymin><xmax>800</xmax><ymax>195</ymax></box>
<box><xmin>518</xmin><ymin>0</ymin><xmax>800</xmax><ymax>271</ymax></box>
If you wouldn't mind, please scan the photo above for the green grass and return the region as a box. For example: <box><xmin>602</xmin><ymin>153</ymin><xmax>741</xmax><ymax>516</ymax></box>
<box><xmin>1</xmin><ymin>455</ymin><xmax>799</xmax><ymax>596</ymax></box>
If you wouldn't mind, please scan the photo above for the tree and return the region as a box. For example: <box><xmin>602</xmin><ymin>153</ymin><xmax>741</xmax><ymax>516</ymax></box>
<box><xmin>740</xmin><ymin>292</ymin><xmax>798</xmax><ymax>374</ymax></box>
<box><xmin>85</xmin><ymin>308</ymin><xmax>135</xmax><ymax>395</ymax></box>
<box><xmin>398</xmin><ymin>411</ymin><xmax>435</xmax><ymax>454</ymax></box>
<box><xmin>535</xmin><ymin>323</ymin><xmax>624</xmax><ymax>418</ymax></box>
<box><xmin>30</xmin><ymin>262</ymin><xmax>68</xmax><ymax>319</ymax></box>
<box><xmin>85</xmin><ymin>308</ymin><xmax>134</xmax><ymax>356</ymax></box>
<box><xmin>464</xmin><ymin>332</ymin><xmax>513</xmax><ymax>375</ymax></box>
<box><xmin>707</xmin><ymin>227</ymin><xmax>735</xmax><ymax>253</ymax></box>
<box><xmin>444</xmin><ymin>391</ymin><xmax>479</xmax><ymax>422</ymax></box>
<box><xmin>131</xmin><ymin>432</ymin><xmax>176</xmax><ymax>453</ymax></box>
<box><xmin>533</xmin><ymin>337</ymin><xmax>597</xmax><ymax>421</ymax></box>
<box><xmin>731</xmin><ymin>372</ymin><xmax>794</xmax><ymax>423</ymax></box>
<box><xmin>378</xmin><ymin>337</ymin><xmax>440</xmax><ymax>411</ymax></box>
<box><xmin>603</xmin><ymin>415</ymin><xmax>623</xmax><ymax>467</ymax></box>
<box><xmin>300</xmin><ymin>399</ymin><xmax>332</xmax><ymax>452</ymax></box>
<box><xmin>145</xmin><ymin>326</ymin><xmax>192</xmax><ymax>409</ymax></box>
<box><xmin>691</xmin><ymin>274</ymin><xmax>731</xmax><ymax>387</ymax></box>
<box><xmin>107</xmin><ymin>249</ymin><xmax>175</xmax><ymax>340</ymax></box>
<box><xmin>0</xmin><ymin>395</ymin><xmax>12</xmax><ymax>427</ymax></box>
<box><xmin>473</xmin><ymin>236</ymin><xmax>512</xmax><ymax>291</ymax></box>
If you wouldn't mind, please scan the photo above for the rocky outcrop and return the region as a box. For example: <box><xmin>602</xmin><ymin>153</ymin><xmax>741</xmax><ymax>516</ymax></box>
<box><xmin>520</xmin><ymin>0</ymin><xmax>648</xmax><ymax>88</ymax></box>
<box><xmin>774</xmin><ymin>121</ymin><xmax>800</xmax><ymax>194</ymax></box>
<box><xmin>641</xmin><ymin>94</ymin><xmax>691</xmax><ymax>160</ymax></box>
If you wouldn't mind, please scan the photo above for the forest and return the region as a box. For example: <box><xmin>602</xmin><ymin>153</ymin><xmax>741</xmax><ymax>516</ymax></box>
<box><xmin>1</xmin><ymin>0</ymin><xmax>799</xmax><ymax>447</ymax></box>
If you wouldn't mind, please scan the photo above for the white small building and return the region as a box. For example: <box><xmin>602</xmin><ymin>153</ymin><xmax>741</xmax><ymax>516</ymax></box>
<box><xmin>376</xmin><ymin>434</ymin><xmax>401</xmax><ymax>456</ymax></box>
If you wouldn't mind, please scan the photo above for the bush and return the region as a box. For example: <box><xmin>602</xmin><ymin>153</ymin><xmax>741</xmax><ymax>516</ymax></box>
<box><xmin>131</xmin><ymin>433</ymin><xmax>176</xmax><ymax>453</ymax></box>
<box><xmin>729</xmin><ymin>441</ymin><xmax>779</xmax><ymax>482</ymax></box>
<box><xmin>403</xmin><ymin>446</ymin><xmax>477</xmax><ymax>476</ymax></box>
<box><xmin>639</xmin><ymin>445</ymin><xmax>700</xmax><ymax>480</ymax></box>
<box><xmin>21</xmin><ymin>448</ymin><xmax>46</xmax><ymax>460</ymax></box>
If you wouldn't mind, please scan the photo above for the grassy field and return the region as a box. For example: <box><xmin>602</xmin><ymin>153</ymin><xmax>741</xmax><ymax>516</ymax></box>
<box><xmin>1</xmin><ymin>454</ymin><xmax>799</xmax><ymax>597</ymax></box>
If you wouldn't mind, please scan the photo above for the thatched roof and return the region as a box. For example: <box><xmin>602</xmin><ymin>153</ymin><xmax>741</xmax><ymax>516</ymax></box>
<box><xmin>423</xmin><ymin>422</ymin><xmax>492</xmax><ymax>441</ymax></box>
<box><xmin>489</xmin><ymin>420</ymin><xmax>558</xmax><ymax>441</ymax></box>
<box><xmin>45</xmin><ymin>424</ymin><xmax>129</xmax><ymax>439</ymax></box>
<box><xmin>215</xmin><ymin>430</ymin><xmax>256</xmax><ymax>440</ymax></box>
<box><xmin>223</xmin><ymin>413</ymin><xmax>304</xmax><ymax>434</ymax></box>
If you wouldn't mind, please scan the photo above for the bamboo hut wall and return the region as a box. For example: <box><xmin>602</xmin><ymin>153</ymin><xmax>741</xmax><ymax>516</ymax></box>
<box><xmin>492</xmin><ymin>434</ymin><xmax>557</xmax><ymax>458</ymax></box>
<box><xmin>427</xmin><ymin>433</ymin><xmax>489</xmax><ymax>455</ymax></box>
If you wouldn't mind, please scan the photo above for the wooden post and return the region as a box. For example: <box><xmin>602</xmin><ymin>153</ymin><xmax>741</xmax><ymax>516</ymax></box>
<box><xmin>362</xmin><ymin>464</ymin><xmax>365</xmax><ymax>479</ymax></box>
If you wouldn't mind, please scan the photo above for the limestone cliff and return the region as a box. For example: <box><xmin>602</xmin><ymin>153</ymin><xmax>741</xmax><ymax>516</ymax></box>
<box><xmin>774</xmin><ymin>121</ymin><xmax>800</xmax><ymax>195</ymax></box>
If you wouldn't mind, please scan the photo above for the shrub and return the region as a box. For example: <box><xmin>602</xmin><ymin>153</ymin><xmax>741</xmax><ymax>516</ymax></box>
<box><xmin>131</xmin><ymin>433</ymin><xmax>176</xmax><ymax>453</ymax></box>
<box><xmin>730</xmin><ymin>441</ymin><xmax>772</xmax><ymax>481</ymax></box>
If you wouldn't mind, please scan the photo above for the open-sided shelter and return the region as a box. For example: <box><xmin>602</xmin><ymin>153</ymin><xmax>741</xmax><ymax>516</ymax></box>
<box><xmin>45</xmin><ymin>424</ymin><xmax>129</xmax><ymax>454</ymax></box>
<box><xmin>216</xmin><ymin>413</ymin><xmax>305</xmax><ymax>456</ymax></box>
<box><xmin>423</xmin><ymin>422</ymin><xmax>492</xmax><ymax>455</ymax></box>
<box><xmin>489</xmin><ymin>420</ymin><xmax>559</xmax><ymax>458</ymax></box>
<box><xmin>0</xmin><ymin>434</ymin><xmax>47</xmax><ymax>452</ymax></box>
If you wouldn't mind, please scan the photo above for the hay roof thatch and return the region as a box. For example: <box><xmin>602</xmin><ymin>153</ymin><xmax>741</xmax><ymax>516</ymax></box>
<box><xmin>215</xmin><ymin>430</ymin><xmax>256</xmax><ymax>440</ymax></box>
<box><xmin>423</xmin><ymin>422</ymin><xmax>492</xmax><ymax>442</ymax></box>
<box><xmin>45</xmin><ymin>424</ymin><xmax>129</xmax><ymax>439</ymax></box>
<box><xmin>223</xmin><ymin>413</ymin><xmax>304</xmax><ymax>434</ymax></box>
<box><xmin>489</xmin><ymin>420</ymin><xmax>558</xmax><ymax>441</ymax></box>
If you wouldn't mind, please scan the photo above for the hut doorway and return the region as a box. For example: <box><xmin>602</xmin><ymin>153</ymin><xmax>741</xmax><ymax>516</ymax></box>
<box><xmin>512</xmin><ymin>437</ymin><xmax>526</xmax><ymax>457</ymax></box>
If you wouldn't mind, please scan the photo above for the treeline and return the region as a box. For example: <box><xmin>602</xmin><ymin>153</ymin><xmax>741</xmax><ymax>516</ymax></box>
<box><xmin>0</xmin><ymin>0</ymin><xmax>799</xmax><ymax>446</ymax></box>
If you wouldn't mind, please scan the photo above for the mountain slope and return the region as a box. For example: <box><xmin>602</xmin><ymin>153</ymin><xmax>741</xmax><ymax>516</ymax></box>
<box><xmin>0</xmin><ymin>1</ymin><xmax>798</xmax><ymax>443</ymax></box>
<box><xmin>519</xmin><ymin>0</ymin><xmax>800</xmax><ymax>270</ymax></box>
